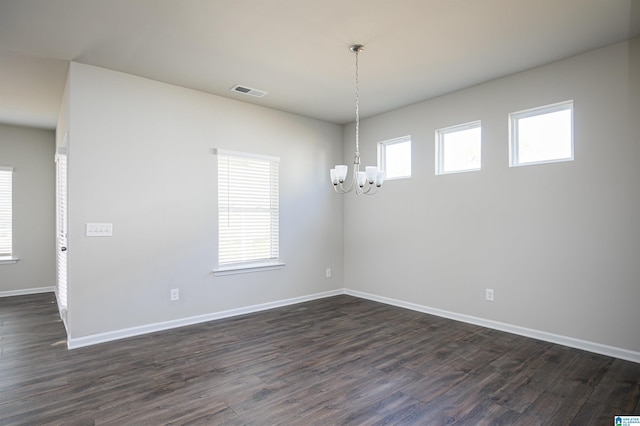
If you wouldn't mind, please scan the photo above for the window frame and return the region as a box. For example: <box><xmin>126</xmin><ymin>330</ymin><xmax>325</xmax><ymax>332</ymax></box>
<box><xmin>509</xmin><ymin>100</ymin><xmax>574</xmax><ymax>167</ymax></box>
<box><xmin>377</xmin><ymin>135</ymin><xmax>412</xmax><ymax>181</ymax></box>
<box><xmin>214</xmin><ymin>149</ymin><xmax>283</xmax><ymax>276</ymax></box>
<box><xmin>0</xmin><ymin>166</ymin><xmax>17</xmax><ymax>264</ymax></box>
<box><xmin>435</xmin><ymin>120</ymin><xmax>482</xmax><ymax>175</ymax></box>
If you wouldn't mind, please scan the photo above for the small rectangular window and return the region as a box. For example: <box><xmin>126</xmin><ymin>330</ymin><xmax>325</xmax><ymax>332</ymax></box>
<box><xmin>510</xmin><ymin>101</ymin><xmax>573</xmax><ymax>166</ymax></box>
<box><xmin>217</xmin><ymin>150</ymin><xmax>280</xmax><ymax>271</ymax></box>
<box><xmin>0</xmin><ymin>166</ymin><xmax>13</xmax><ymax>259</ymax></box>
<box><xmin>436</xmin><ymin>121</ymin><xmax>481</xmax><ymax>175</ymax></box>
<box><xmin>378</xmin><ymin>136</ymin><xmax>411</xmax><ymax>180</ymax></box>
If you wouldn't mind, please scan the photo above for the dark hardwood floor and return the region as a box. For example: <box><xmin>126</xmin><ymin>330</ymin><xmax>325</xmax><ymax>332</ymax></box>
<box><xmin>0</xmin><ymin>293</ymin><xmax>638</xmax><ymax>425</ymax></box>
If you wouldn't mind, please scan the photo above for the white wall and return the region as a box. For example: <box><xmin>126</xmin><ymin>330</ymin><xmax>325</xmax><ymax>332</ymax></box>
<box><xmin>64</xmin><ymin>62</ymin><xmax>344</xmax><ymax>340</ymax></box>
<box><xmin>344</xmin><ymin>38</ymin><xmax>640</xmax><ymax>354</ymax></box>
<box><xmin>0</xmin><ymin>123</ymin><xmax>55</xmax><ymax>293</ymax></box>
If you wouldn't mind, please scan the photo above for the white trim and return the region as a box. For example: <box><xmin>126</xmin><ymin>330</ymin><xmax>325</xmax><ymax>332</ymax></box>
<box><xmin>67</xmin><ymin>289</ymin><xmax>343</xmax><ymax>349</ymax></box>
<box><xmin>509</xmin><ymin>100</ymin><xmax>574</xmax><ymax>167</ymax></box>
<box><xmin>510</xmin><ymin>100</ymin><xmax>573</xmax><ymax>119</ymax></box>
<box><xmin>377</xmin><ymin>135</ymin><xmax>411</xmax><ymax>181</ymax></box>
<box><xmin>213</xmin><ymin>261</ymin><xmax>285</xmax><ymax>276</ymax></box>
<box><xmin>55</xmin><ymin>132</ymin><xmax>68</xmax><ymax>160</ymax></box>
<box><xmin>344</xmin><ymin>289</ymin><xmax>640</xmax><ymax>364</ymax></box>
<box><xmin>379</xmin><ymin>135</ymin><xmax>411</xmax><ymax>147</ymax></box>
<box><xmin>435</xmin><ymin>120</ymin><xmax>482</xmax><ymax>175</ymax></box>
<box><xmin>0</xmin><ymin>257</ymin><xmax>19</xmax><ymax>265</ymax></box>
<box><xmin>0</xmin><ymin>286</ymin><xmax>55</xmax><ymax>298</ymax></box>
<box><xmin>214</xmin><ymin>148</ymin><xmax>280</xmax><ymax>163</ymax></box>
<box><xmin>0</xmin><ymin>166</ymin><xmax>13</xmax><ymax>172</ymax></box>
<box><xmin>64</xmin><ymin>286</ymin><xmax>640</xmax><ymax>363</ymax></box>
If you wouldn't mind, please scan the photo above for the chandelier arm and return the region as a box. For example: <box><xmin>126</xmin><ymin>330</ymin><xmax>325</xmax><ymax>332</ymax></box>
<box><xmin>363</xmin><ymin>185</ymin><xmax>378</xmax><ymax>195</ymax></box>
<box><xmin>343</xmin><ymin>179</ymin><xmax>356</xmax><ymax>193</ymax></box>
<box><xmin>335</xmin><ymin>185</ymin><xmax>349</xmax><ymax>194</ymax></box>
<box><xmin>362</xmin><ymin>183</ymin><xmax>378</xmax><ymax>195</ymax></box>
<box><xmin>357</xmin><ymin>181</ymin><xmax>380</xmax><ymax>195</ymax></box>
<box><xmin>336</xmin><ymin>168</ymin><xmax>357</xmax><ymax>193</ymax></box>
<box><xmin>336</xmin><ymin>181</ymin><xmax>351</xmax><ymax>193</ymax></box>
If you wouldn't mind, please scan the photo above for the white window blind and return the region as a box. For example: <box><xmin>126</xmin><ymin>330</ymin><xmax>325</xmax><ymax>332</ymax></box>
<box><xmin>0</xmin><ymin>167</ymin><xmax>13</xmax><ymax>258</ymax></box>
<box><xmin>56</xmin><ymin>152</ymin><xmax>68</xmax><ymax>312</ymax></box>
<box><xmin>217</xmin><ymin>150</ymin><xmax>279</xmax><ymax>267</ymax></box>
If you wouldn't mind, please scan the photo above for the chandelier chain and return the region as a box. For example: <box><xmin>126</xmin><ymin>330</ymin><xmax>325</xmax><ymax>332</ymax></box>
<box><xmin>355</xmin><ymin>48</ymin><xmax>360</xmax><ymax>156</ymax></box>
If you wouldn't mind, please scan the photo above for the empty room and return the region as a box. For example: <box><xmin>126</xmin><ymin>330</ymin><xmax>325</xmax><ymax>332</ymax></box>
<box><xmin>0</xmin><ymin>1</ymin><xmax>639</xmax><ymax>424</ymax></box>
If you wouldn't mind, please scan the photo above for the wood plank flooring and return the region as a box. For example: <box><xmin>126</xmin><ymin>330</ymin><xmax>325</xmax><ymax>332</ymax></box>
<box><xmin>0</xmin><ymin>293</ymin><xmax>638</xmax><ymax>425</ymax></box>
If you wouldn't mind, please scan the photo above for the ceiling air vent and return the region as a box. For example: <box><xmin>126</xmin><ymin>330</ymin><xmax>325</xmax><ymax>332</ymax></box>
<box><xmin>230</xmin><ymin>84</ymin><xmax>268</xmax><ymax>98</ymax></box>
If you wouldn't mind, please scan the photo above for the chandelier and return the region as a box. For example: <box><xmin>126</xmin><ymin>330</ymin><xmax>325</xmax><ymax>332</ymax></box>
<box><xmin>330</xmin><ymin>44</ymin><xmax>384</xmax><ymax>195</ymax></box>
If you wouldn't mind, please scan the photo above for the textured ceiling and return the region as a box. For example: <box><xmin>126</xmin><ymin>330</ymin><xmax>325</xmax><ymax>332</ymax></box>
<box><xmin>0</xmin><ymin>0</ymin><xmax>639</xmax><ymax>129</ymax></box>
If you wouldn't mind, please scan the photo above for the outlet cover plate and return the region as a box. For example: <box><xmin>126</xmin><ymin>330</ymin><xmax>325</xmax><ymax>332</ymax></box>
<box><xmin>170</xmin><ymin>288</ymin><xmax>179</xmax><ymax>301</ymax></box>
<box><xmin>486</xmin><ymin>288</ymin><xmax>494</xmax><ymax>301</ymax></box>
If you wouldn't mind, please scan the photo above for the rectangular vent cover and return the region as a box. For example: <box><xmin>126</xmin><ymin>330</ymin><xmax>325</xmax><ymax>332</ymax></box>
<box><xmin>230</xmin><ymin>84</ymin><xmax>268</xmax><ymax>98</ymax></box>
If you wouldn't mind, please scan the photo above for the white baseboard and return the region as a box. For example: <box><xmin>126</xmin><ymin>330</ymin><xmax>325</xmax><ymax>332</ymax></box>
<box><xmin>0</xmin><ymin>286</ymin><xmax>55</xmax><ymax>298</ymax></box>
<box><xmin>65</xmin><ymin>287</ymin><xmax>640</xmax><ymax>363</ymax></box>
<box><xmin>68</xmin><ymin>288</ymin><xmax>344</xmax><ymax>349</ymax></box>
<box><xmin>344</xmin><ymin>289</ymin><xmax>640</xmax><ymax>364</ymax></box>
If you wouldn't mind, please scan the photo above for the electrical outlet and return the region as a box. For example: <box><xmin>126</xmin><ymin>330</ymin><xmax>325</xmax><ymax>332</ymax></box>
<box><xmin>325</xmin><ymin>268</ymin><xmax>332</xmax><ymax>278</ymax></box>
<box><xmin>170</xmin><ymin>288</ymin><xmax>179</xmax><ymax>301</ymax></box>
<box><xmin>485</xmin><ymin>288</ymin><xmax>494</xmax><ymax>302</ymax></box>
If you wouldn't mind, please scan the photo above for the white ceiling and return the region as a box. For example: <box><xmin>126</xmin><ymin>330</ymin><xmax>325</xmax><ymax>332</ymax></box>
<box><xmin>0</xmin><ymin>0</ymin><xmax>638</xmax><ymax>129</ymax></box>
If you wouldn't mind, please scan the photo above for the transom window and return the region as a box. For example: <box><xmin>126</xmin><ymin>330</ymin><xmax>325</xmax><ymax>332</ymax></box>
<box><xmin>378</xmin><ymin>136</ymin><xmax>411</xmax><ymax>180</ymax></box>
<box><xmin>436</xmin><ymin>121</ymin><xmax>481</xmax><ymax>175</ymax></box>
<box><xmin>510</xmin><ymin>101</ymin><xmax>573</xmax><ymax>166</ymax></box>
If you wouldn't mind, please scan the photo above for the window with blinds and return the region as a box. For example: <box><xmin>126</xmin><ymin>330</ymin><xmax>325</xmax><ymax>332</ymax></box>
<box><xmin>0</xmin><ymin>166</ymin><xmax>13</xmax><ymax>259</ymax></box>
<box><xmin>217</xmin><ymin>150</ymin><xmax>280</xmax><ymax>269</ymax></box>
<box><xmin>56</xmin><ymin>152</ymin><xmax>68</xmax><ymax>313</ymax></box>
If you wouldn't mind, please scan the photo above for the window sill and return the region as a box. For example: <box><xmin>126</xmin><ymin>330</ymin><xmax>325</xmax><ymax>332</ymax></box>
<box><xmin>436</xmin><ymin>167</ymin><xmax>481</xmax><ymax>176</ymax></box>
<box><xmin>0</xmin><ymin>257</ymin><xmax>19</xmax><ymax>265</ymax></box>
<box><xmin>213</xmin><ymin>261</ymin><xmax>285</xmax><ymax>276</ymax></box>
<box><xmin>509</xmin><ymin>157</ymin><xmax>573</xmax><ymax>168</ymax></box>
<box><xmin>384</xmin><ymin>175</ymin><xmax>411</xmax><ymax>181</ymax></box>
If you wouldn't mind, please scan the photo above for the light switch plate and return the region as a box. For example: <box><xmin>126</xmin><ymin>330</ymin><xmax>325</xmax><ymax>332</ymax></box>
<box><xmin>86</xmin><ymin>223</ymin><xmax>113</xmax><ymax>237</ymax></box>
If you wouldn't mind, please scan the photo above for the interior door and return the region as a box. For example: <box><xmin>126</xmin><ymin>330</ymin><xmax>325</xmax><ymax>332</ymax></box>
<box><xmin>55</xmin><ymin>136</ymin><xmax>68</xmax><ymax>320</ymax></box>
